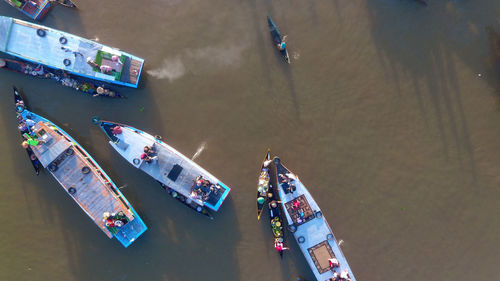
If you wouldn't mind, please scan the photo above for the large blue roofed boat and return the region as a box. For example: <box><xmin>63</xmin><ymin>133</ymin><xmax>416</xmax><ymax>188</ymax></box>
<box><xmin>97</xmin><ymin>120</ymin><xmax>231</xmax><ymax>218</ymax></box>
<box><xmin>0</xmin><ymin>16</ymin><xmax>144</xmax><ymax>88</ymax></box>
<box><xmin>14</xmin><ymin>87</ymin><xmax>147</xmax><ymax>247</ymax></box>
<box><xmin>273</xmin><ymin>157</ymin><xmax>356</xmax><ymax>281</ymax></box>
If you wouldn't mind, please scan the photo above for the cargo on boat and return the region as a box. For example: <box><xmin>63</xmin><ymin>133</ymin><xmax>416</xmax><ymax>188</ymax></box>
<box><xmin>3</xmin><ymin>0</ymin><xmax>53</xmax><ymax>20</ymax></box>
<box><xmin>256</xmin><ymin>149</ymin><xmax>287</xmax><ymax>257</ymax></box>
<box><xmin>1</xmin><ymin>57</ymin><xmax>122</xmax><ymax>98</ymax></box>
<box><xmin>274</xmin><ymin>157</ymin><xmax>356</xmax><ymax>281</ymax></box>
<box><xmin>0</xmin><ymin>16</ymin><xmax>144</xmax><ymax>88</ymax></box>
<box><xmin>14</xmin><ymin>88</ymin><xmax>147</xmax><ymax>247</ymax></box>
<box><xmin>97</xmin><ymin>120</ymin><xmax>231</xmax><ymax>218</ymax></box>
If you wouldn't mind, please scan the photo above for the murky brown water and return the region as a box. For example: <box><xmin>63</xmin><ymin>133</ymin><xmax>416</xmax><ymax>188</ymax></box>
<box><xmin>2</xmin><ymin>1</ymin><xmax>500</xmax><ymax>280</ymax></box>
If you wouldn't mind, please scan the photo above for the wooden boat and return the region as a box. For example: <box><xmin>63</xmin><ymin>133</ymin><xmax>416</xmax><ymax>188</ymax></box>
<box><xmin>257</xmin><ymin>149</ymin><xmax>272</xmax><ymax>220</ymax></box>
<box><xmin>14</xmin><ymin>87</ymin><xmax>41</xmax><ymax>175</ymax></box>
<box><xmin>0</xmin><ymin>16</ymin><xmax>144</xmax><ymax>88</ymax></box>
<box><xmin>3</xmin><ymin>0</ymin><xmax>76</xmax><ymax>21</ymax></box>
<box><xmin>13</xmin><ymin>88</ymin><xmax>147</xmax><ymax>247</ymax></box>
<box><xmin>97</xmin><ymin>120</ymin><xmax>231</xmax><ymax>218</ymax></box>
<box><xmin>52</xmin><ymin>0</ymin><xmax>76</xmax><ymax>8</ymax></box>
<box><xmin>267</xmin><ymin>15</ymin><xmax>290</xmax><ymax>64</ymax></box>
<box><xmin>273</xmin><ymin>157</ymin><xmax>356</xmax><ymax>281</ymax></box>
<box><xmin>2</xmin><ymin>58</ymin><xmax>122</xmax><ymax>98</ymax></box>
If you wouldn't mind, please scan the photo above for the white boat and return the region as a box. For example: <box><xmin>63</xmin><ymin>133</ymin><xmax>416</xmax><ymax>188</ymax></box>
<box><xmin>273</xmin><ymin>157</ymin><xmax>356</xmax><ymax>281</ymax></box>
<box><xmin>0</xmin><ymin>16</ymin><xmax>144</xmax><ymax>88</ymax></box>
<box><xmin>97</xmin><ymin>120</ymin><xmax>231</xmax><ymax>218</ymax></box>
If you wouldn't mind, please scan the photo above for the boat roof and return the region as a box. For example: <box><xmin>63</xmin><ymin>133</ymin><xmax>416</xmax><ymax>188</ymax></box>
<box><xmin>0</xmin><ymin>16</ymin><xmax>144</xmax><ymax>87</ymax></box>
<box><xmin>100</xmin><ymin>121</ymin><xmax>231</xmax><ymax>212</ymax></box>
<box><xmin>18</xmin><ymin>111</ymin><xmax>146</xmax><ymax>247</ymax></box>
<box><xmin>275</xmin><ymin>158</ymin><xmax>357</xmax><ymax>281</ymax></box>
<box><xmin>4</xmin><ymin>0</ymin><xmax>51</xmax><ymax>20</ymax></box>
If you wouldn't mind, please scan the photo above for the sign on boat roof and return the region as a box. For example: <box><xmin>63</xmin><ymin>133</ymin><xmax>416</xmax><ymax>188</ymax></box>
<box><xmin>0</xmin><ymin>16</ymin><xmax>144</xmax><ymax>88</ymax></box>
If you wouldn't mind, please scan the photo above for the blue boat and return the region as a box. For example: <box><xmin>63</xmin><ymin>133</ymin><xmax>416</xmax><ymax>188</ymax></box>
<box><xmin>0</xmin><ymin>16</ymin><xmax>144</xmax><ymax>88</ymax></box>
<box><xmin>274</xmin><ymin>157</ymin><xmax>356</xmax><ymax>281</ymax></box>
<box><xmin>97</xmin><ymin>120</ymin><xmax>231</xmax><ymax>218</ymax></box>
<box><xmin>3</xmin><ymin>0</ymin><xmax>76</xmax><ymax>21</ymax></box>
<box><xmin>14</xmin><ymin>87</ymin><xmax>147</xmax><ymax>247</ymax></box>
<box><xmin>267</xmin><ymin>15</ymin><xmax>290</xmax><ymax>64</ymax></box>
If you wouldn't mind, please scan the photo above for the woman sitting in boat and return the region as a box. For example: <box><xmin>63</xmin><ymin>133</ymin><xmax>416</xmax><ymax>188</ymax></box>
<box><xmin>329</xmin><ymin>257</ymin><xmax>340</xmax><ymax>268</ymax></box>
<box><xmin>277</xmin><ymin>35</ymin><xmax>288</xmax><ymax>51</ymax></box>
<box><xmin>274</xmin><ymin>238</ymin><xmax>288</xmax><ymax>252</ymax></box>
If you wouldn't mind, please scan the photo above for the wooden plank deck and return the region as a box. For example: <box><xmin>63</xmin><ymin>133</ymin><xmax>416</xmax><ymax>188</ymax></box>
<box><xmin>30</xmin><ymin>122</ymin><xmax>132</xmax><ymax>238</ymax></box>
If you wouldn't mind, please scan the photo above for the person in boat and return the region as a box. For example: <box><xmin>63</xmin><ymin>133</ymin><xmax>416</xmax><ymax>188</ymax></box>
<box><xmin>144</xmin><ymin>145</ymin><xmax>156</xmax><ymax>156</ymax></box>
<box><xmin>277</xmin><ymin>35</ymin><xmax>288</xmax><ymax>51</ymax></box>
<box><xmin>329</xmin><ymin>257</ymin><xmax>340</xmax><ymax>268</ymax></box>
<box><xmin>292</xmin><ymin>200</ymin><xmax>300</xmax><ymax>210</ymax></box>
<box><xmin>87</xmin><ymin>57</ymin><xmax>99</xmax><ymax>69</ymax></box>
<box><xmin>22</xmin><ymin>134</ymin><xmax>44</xmax><ymax>147</ymax></box>
<box><xmin>140</xmin><ymin>152</ymin><xmax>152</xmax><ymax>163</ymax></box>
<box><xmin>274</xmin><ymin>239</ymin><xmax>288</xmax><ymax>252</ymax></box>
<box><xmin>111</xmin><ymin>126</ymin><xmax>122</xmax><ymax>135</ymax></box>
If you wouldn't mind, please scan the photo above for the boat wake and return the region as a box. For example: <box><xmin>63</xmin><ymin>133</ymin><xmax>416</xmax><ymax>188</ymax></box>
<box><xmin>147</xmin><ymin>44</ymin><xmax>247</xmax><ymax>82</ymax></box>
<box><xmin>191</xmin><ymin>142</ymin><xmax>207</xmax><ymax>160</ymax></box>
<box><xmin>147</xmin><ymin>57</ymin><xmax>186</xmax><ymax>82</ymax></box>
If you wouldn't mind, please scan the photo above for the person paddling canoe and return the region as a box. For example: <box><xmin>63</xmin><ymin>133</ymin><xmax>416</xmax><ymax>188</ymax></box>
<box><xmin>277</xmin><ymin>35</ymin><xmax>288</xmax><ymax>51</ymax></box>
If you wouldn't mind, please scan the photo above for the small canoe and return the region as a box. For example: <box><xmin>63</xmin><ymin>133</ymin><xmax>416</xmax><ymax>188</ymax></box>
<box><xmin>268</xmin><ymin>175</ymin><xmax>286</xmax><ymax>258</ymax></box>
<box><xmin>14</xmin><ymin>87</ymin><xmax>41</xmax><ymax>175</ymax></box>
<box><xmin>13</xmin><ymin>89</ymin><xmax>147</xmax><ymax>247</ymax></box>
<box><xmin>52</xmin><ymin>0</ymin><xmax>77</xmax><ymax>8</ymax></box>
<box><xmin>267</xmin><ymin>15</ymin><xmax>290</xmax><ymax>64</ymax></box>
<box><xmin>257</xmin><ymin>149</ymin><xmax>272</xmax><ymax>220</ymax></box>
<box><xmin>2</xmin><ymin>58</ymin><xmax>122</xmax><ymax>98</ymax></box>
<box><xmin>273</xmin><ymin>157</ymin><xmax>357</xmax><ymax>281</ymax></box>
<box><xmin>97</xmin><ymin>120</ymin><xmax>232</xmax><ymax>218</ymax></box>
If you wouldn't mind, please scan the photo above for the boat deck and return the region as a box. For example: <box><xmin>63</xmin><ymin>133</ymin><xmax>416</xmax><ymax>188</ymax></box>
<box><xmin>102</xmin><ymin>122</ymin><xmax>230</xmax><ymax>211</ymax></box>
<box><xmin>0</xmin><ymin>16</ymin><xmax>143</xmax><ymax>87</ymax></box>
<box><xmin>29</xmin><ymin>122</ymin><xmax>134</xmax><ymax>239</ymax></box>
<box><xmin>275</xmin><ymin>159</ymin><xmax>357</xmax><ymax>281</ymax></box>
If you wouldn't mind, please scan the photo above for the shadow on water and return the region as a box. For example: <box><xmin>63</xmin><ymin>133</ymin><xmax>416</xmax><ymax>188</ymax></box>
<box><xmin>363</xmin><ymin>0</ymin><xmax>497</xmax><ymax>183</ymax></box>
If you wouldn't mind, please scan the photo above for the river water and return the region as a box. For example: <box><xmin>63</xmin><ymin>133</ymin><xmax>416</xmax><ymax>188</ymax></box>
<box><xmin>1</xmin><ymin>1</ymin><xmax>500</xmax><ymax>280</ymax></box>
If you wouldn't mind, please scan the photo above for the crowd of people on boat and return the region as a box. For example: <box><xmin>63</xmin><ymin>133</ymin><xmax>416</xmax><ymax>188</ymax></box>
<box><xmin>190</xmin><ymin>175</ymin><xmax>220</xmax><ymax>201</ymax></box>
<box><xmin>140</xmin><ymin>145</ymin><xmax>157</xmax><ymax>164</ymax></box>
<box><xmin>102</xmin><ymin>211</ymin><xmax>128</xmax><ymax>229</ymax></box>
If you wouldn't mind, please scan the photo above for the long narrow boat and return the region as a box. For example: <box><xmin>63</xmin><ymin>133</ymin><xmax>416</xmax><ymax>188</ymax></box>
<box><xmin>3</xmin><ymin>0</ymin><xmax>76</xmax><ymax>21</ymax></box>
<box><xmin>13</xmin><ymin>88</ymin><xmax>147</xmax><ymax>247</ymax></box>
<box><xmin>14</xmin><ymin>87</ymin><xmax>41</xmax><ymax>175</ymax></box>
<box><xmin>257</xmin><ymin>149</ymin><xmax>272</xmax><ymax>220</ymax></box>
<box><xmin>97</xmin><ymin>120</ymin><xmax>231</xmax><ymax>218</ymax></box>
<box><xmin>267</xmin><ymin>15</ymin><xmax>290</xmax><ymax>64</ymax></box>
<box><xmin>2</xmin><ymin>58</ymin><xmax>122</xmax><ymax>98</ymax></box>
<box><xmin>0</xmin><ymin>16</ymin><xmax>144</xmax><ymax>88</ymax></box>
<box><xmin>273</xmin><ymin>157</ymin><xmax>356</xmax><ymax>281</ymax></box>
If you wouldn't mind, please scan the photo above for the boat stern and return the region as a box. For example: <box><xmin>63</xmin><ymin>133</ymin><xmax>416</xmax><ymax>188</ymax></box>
<box><xmin>114</xmin><ymin>213</ymin><xmax>147</xmax><ymax>248</ymax></box>
<box><xmin>203</xmin><ymin>181</ymin><xmax>231</xmax><ymax>211</ymax></box>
